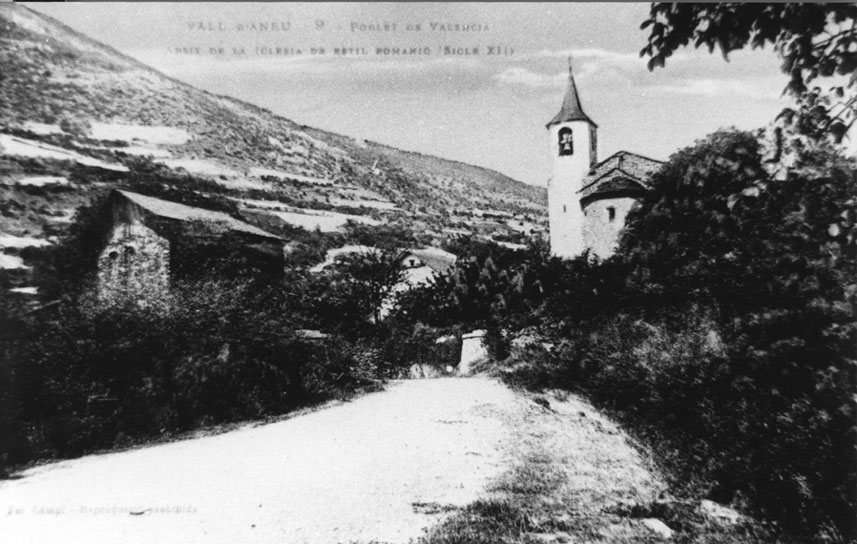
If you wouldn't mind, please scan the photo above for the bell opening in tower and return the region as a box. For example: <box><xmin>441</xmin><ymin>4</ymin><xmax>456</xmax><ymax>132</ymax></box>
<box><xmin>558</xmin><ymin>127</ymin><xmax>574</xmax><ymax>156</ymax></box>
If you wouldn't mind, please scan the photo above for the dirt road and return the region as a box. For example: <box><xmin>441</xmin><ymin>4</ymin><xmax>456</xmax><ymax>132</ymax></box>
<box><xmin>0</xmin><ymin>377</ymin><xmax>666</xmax><ymax>544</ymax></box>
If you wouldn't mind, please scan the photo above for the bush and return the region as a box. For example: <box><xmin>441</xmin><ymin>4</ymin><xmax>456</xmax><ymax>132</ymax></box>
<box><xmin>505</xmin><ymin>130</ymin><xmax>856</xmax><ymax>542</ymax></box>
<box><xmin>0</xmin><ymin>278</ymin><xmax>373</xmax><ymax>471</ymax></box>
<box><xmin>616</xmin><ymin>130</ymin><xmax>857</xmax><ymax>539</ymax></box>
<box><xmin>507</xmin><ymin>131</ymin><xmax>857</xmax><ymax>541</ymax></box>
<box><xmin>392</xmin><ymin>237</ymin><xmax>581</xmax><ymax>332</ymax></box>
<box><xmin>379</xmin><ymin>322</ymin><xmax>462</xmax><ymax>374</ymax></box>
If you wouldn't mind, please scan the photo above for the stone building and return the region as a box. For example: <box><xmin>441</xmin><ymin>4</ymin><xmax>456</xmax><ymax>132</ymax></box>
<box><xmin>96</xmin><ymin>190</ymin><xmax>284</xmax><ymax>306</ymax></box>
<box><xmin>547</xmin><ymin>59</ymin><xmax>663</xmax><ymax>260</ymax></box>
<box><xmin>580</xmin><ymin>151</ymin><xmax>662</xmax><ymax>259</ymax></box>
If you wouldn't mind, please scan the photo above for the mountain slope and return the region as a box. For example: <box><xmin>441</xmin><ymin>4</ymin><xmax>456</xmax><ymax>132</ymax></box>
<box><xmin>0</xmin><ymin>3</ymin><xmax>546</xmax><ymax>258</ymax></box>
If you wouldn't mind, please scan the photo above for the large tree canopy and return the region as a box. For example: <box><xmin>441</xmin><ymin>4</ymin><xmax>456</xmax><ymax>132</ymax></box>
<box><xmin>618</xmin><ymin>129</ymin><xmax>857</xmax><ymax>536</ymax></box>
<box><xmin>641</xmin><ymin>3</ymin><xmax>857</xmax><ymax>143</ymax></box>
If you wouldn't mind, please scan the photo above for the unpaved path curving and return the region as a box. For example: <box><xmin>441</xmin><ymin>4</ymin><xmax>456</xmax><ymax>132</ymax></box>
<box><xmin>0</xmin><ymin>377</ymin><xmax>667</xmax><ymax>544</ymax></box>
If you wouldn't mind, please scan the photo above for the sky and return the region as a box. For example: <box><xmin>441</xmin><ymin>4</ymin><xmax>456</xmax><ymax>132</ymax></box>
<box><xmin>27</xmin><ymin>2</ymin><xmax>792</xmax><ymax>186</ymax></box>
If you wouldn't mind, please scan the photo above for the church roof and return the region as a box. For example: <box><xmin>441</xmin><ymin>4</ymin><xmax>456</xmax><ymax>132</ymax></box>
<box><xmin>116</xmin><ymin>190</ymin><xmax>281</xmax><ymax>240</ymax></box>
<box><xmin>546</xmin><ymin>59</ymin><xmax>596</xmax><ymax>128</ymax></box>
<box><xmin>579</xmin><ymin>151</ymin><xmax>663</xmax><ymax>203</ymax></box>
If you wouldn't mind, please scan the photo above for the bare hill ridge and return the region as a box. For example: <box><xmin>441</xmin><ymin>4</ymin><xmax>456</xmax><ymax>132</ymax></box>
<box><xmin>0</xmin><ymin>3</ymin><xmax>546</xmax><ymax>276</ymax></box>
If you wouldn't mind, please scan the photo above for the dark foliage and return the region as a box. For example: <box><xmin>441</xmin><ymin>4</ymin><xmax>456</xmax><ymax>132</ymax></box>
<box><xmin>0</xmin><ymin>279</ymin><xmax>373</xmax><ymax>470</ymax></box>
<box><xmin>32</xmin><ymin>188</ymin><xmax>114</xmax><ymax>299</ymax></box>
<box><xmin>618</xmin><ymin>130</ymin><xmax>857</xmax><ymax>539</ymax></box>
<box><xmin>507</xmin><ymin>129</ymin><xmax>857</xmax><ymax>542</ymax></box>
<box><xmin>395</xmin><ymin>238</ymin><xmax>547</xmax><ymax>330</ymax></box>
<box><xmin>321</xmin><ymin>248</ymin><xmax>405</xmax><ymax>330</ymax></box>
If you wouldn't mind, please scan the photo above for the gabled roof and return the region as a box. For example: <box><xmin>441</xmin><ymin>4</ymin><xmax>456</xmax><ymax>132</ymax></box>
<box><xmin>546</xmin><ymin>59</ymin><xmax>596</xmax><ymax>128</ymax></box>
<box><xmin>402</xmin><ymin>247</ymin><xmax>457</xmax><ymax>275</ymax></box>
<box><xmin>579</xmin><ymin>151</ymin><xmax>663</xmax><ymax>201</ymax></box>
<box><xmin>116</xmin><ymin>190</ymin><xmax>280</xmax><ymax>240</ymax></box>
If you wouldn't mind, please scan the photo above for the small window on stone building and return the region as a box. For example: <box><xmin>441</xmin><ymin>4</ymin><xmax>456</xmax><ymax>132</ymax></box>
<box><xmin>607</xmin><ymin>207</ymin><xmax>616</xmax><ymax>222</ymax></box>
<box><xmin>108</xmin><ymin>250</ymin><xmax>119</xmax><ymax>259</ymax></box>
<box><xmin>125</xmin><ymin>246</ymin><xmax>136</xmax><ymax>256</ymax></box>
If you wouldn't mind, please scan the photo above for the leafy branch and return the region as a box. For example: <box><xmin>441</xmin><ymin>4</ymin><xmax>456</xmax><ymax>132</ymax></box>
<box><xmin>641</xmin><ymin>3</ymin><xmax>857</xmax><ymax>144</ymax></box>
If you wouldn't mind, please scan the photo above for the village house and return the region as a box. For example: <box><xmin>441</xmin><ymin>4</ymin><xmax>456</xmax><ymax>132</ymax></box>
<box><xmin>95</xmin><ymin>189</ymin><xmax>284</xmax><ymax>306</ymax></box>
<box><xmin>397</xmin><ymin>247</ymin><xmax>457</xmax><ymax>288</ymax></box>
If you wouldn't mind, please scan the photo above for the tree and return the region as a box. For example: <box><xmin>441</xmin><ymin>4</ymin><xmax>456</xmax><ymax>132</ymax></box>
<box><xmin>619</xmin><ymin>128</ymin><xmax>857</xmax><ymax>537</ymax></box>
<box><xmin>621</xmin><ymin>128</ymin><xmax>857</xmax><ymax>311</ymax></box>
<box><xmin>35</xmin><ymin>189</ymin><xmax>114</xmax><ymax>299</ymax></box>
<box><xmin>323</xmin><ymin>249</ymin><xmax>405</xmax><ymax>329</ymax></box>
<box><xmin>640</xmin><ymin>3</ymin><xmax>857</xmax><ymax>144</ymax></box>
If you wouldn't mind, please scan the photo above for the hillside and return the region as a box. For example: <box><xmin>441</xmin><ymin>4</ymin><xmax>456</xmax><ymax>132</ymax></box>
<box><xmin>0</xmin><ymin>4</ymin><xmax>546</xmax><ymax>290</ymax></box>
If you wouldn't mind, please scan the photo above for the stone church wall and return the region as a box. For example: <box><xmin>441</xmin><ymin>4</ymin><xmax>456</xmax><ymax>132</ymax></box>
<box><xmin>582</xmin><ymin>196</ymin><xmax>638</xmax><ymax>260</ymax></box>
<box><xmin>96</xmin><ymin>221</ymin><xmax>170</xmax><ymax>307</ymax></box>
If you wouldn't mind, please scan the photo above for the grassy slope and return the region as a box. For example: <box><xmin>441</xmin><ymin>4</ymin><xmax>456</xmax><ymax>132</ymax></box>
<box><xmin>420</xmin><ymin>386</ymin><xmax>778</xmax><ymax>544</ymax></box>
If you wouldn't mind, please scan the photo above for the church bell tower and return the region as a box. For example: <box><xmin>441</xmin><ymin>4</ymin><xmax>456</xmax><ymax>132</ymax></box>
<box><xmin>546</xmin><ymin>58</ymin><xmax>597</xmax><ymax>259</ymax></box>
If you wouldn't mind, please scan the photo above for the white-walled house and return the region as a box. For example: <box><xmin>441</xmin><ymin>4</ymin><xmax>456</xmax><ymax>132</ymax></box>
<box><xmin>397</xmin><ymin>247</ymin><xmax>457</xmax><ymax>289</ymax></box>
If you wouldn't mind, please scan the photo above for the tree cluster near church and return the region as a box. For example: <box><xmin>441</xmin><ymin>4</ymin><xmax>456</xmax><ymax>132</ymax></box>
<box><xmin>618</xmin><ymin>130</ymin><xmax>856</xmax><ymax>539</ymax></box>
<box><xmin>624</xmin><ymin>8</ymin><xmax>857</xmax><ymax>537</ymax></box>
<box><xmin>482</xmin><ymin>129</ymin><xmax>856</xmax><ymax>543</ymax></box>
<box><xmin>389</xmin><ymin>126</ymin><xmax>856</xmax><ymax>542</ymax></box>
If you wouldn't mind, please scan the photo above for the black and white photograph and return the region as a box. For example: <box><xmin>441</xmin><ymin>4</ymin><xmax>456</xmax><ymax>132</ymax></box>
<box><xmin>0</xmin><ymin>2</ymin><xmax>855</xmax><ymax>543</ymax></box>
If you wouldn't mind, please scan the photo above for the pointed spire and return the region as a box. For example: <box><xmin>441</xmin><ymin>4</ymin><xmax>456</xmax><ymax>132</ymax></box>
<box><xmin>546</xmin><ymin>56</ymin><xmax>596</xmax><ymax>128</ymax></box>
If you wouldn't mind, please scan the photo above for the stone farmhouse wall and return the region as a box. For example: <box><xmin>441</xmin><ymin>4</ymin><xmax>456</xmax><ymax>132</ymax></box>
<box><xmin>582</xmin><ymin>196</ymin><xmax>638</xmax><ymax>260</ymax></box>
<box><xmin>92</xmin><ymin>191</ymin><xmax>286</xmax><ymax>307</ymax></box>
<box><xmin>96</xmin><ymin>220</ymin><xmax>169</xmax><ymax>307</ymax></box>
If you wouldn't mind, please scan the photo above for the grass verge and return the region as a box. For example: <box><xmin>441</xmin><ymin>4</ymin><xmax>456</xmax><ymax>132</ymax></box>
<box><xmin>417</xmin><ymin>386</ymin><xmax>781</xmax><ymax>544</ymax></box>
